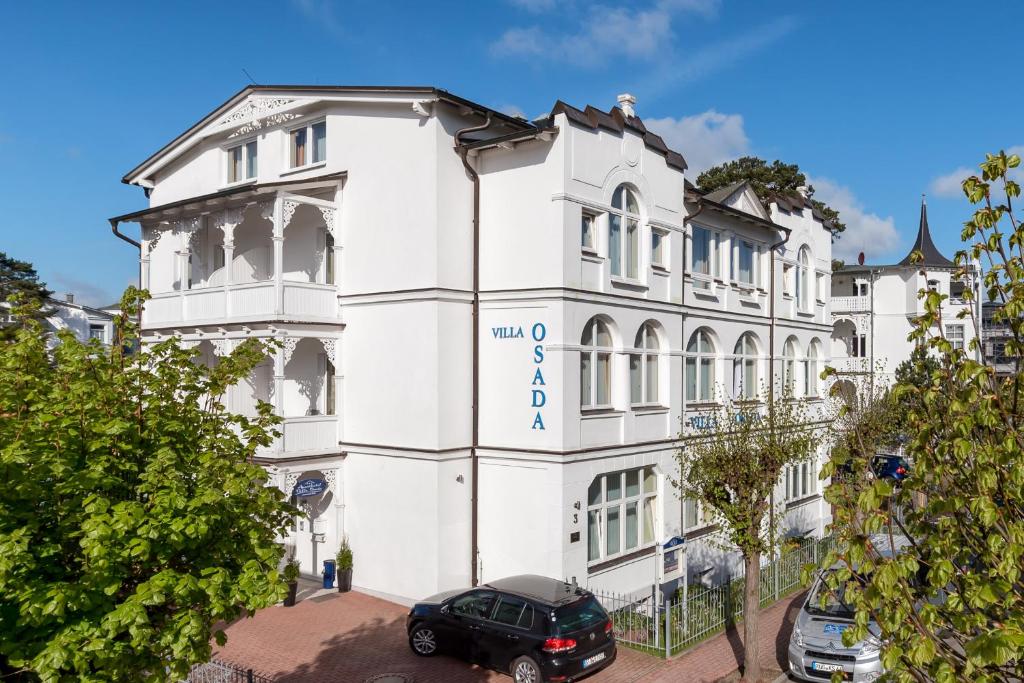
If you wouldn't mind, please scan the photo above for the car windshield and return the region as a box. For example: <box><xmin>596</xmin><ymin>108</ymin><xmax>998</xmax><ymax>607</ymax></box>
<box><xmin>553</xmin><ymin>596</ymin><xmax>606</xmax><ymax>634</ymax></box>
<box><xmin>806</xmin><ymin>570</ymin><xmax>861</xmax><ymax>619</ymax></box>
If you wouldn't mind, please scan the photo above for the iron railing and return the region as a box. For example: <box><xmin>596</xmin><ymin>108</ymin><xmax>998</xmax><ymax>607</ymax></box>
<box><xmin>186</xmin><ymin>659</ymin><xmax>275</xmax><ymax>683</ymax></box>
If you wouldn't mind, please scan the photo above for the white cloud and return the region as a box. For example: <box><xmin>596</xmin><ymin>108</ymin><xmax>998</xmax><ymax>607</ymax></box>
<box><xmin>291</xmin><ymin>0</ymin><xmax>344</xmax><ymax>38</ymax></box>
<box><xmin>491</xmin><ymin>0</ymin><xmax>718</xmax><ymax>66</ymax></box>
<box><xmin>508</xmin><ymin>0</ymin><xmax>559</xmax><ymax>12</ymax></box>
<box><xmin>930</xmin><ymin>145</ymin><xmax>1024</xmax><ymax>199</ymax></box>
<box><xmin>809</xmin><ymin>176</ymin><xmax>902</xmax><ymax>263</ymax></box>
<box><xmin>498</xmin><ymin>104</ymin><xmax>529</xmax><ymax>119</ymax></box>
<box><xmin>643</xmin><ymin>110</ymin><xmax>749</xmax><ymax>176</ymax></box>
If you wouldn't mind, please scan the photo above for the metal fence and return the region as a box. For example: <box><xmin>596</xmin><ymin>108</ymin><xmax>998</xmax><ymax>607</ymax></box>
<box><xmin>186</xmin><ymin>659</ymin><xmax>276</xmax><ymax>683</ymax></box>
<box><xmin>593</xmin><ymin>534</ymin><xmax>837</xmax><ymax>658</ymax></box>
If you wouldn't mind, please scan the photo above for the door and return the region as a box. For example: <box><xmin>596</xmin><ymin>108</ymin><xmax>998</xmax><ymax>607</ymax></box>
<box><xmin>436</xmin><ymin>591</ymin><xmax>497</xmax><ymax>662</ymax></box>
<box><xmin>475</xmin><ymin>594</ymin><xmax>534</xmax><ymax>672</ymax></box>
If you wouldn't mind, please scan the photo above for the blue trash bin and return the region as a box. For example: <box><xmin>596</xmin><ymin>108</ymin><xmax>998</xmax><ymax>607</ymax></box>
<box><xmin>322</xmin><ymin>559</ymin><xmax>336</xmax><ymax>589</ymax></box>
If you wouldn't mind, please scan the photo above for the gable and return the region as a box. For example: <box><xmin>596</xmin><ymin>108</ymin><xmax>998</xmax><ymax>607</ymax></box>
<box><xmin>719</xmin><ymin>184</ymin><xmax>769</xmax><ymax>221</ymax></box>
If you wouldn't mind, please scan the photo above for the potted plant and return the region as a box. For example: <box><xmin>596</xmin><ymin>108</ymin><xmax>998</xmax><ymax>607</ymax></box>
<box><xmin>336</xmin><ymin>538</ymin><xmax>353</xmax><ymax>593</ymax></box>
<box><xmin>283</xmin><ymin>558</ymin><xmax>300</xmax><ymax>606</ymax></box>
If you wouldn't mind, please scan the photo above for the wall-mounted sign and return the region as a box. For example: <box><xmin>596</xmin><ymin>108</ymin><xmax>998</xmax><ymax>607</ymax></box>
<box><xmin>493</xmin><ymin>320</ymin><xmax>548</xmax><ymax>431</ymax></box>
<box><xmin>293</xmin><ymin>478</ymin><xmax>328</xmax><ymax>497</ymax></box>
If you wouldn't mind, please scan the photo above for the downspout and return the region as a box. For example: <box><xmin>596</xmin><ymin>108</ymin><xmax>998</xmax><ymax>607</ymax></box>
<box><xmin>109</xmin><ymin>218</ymin><xmax>143</xmax><ymax>330</ymax></box>
<box><xmin>767</xmin><ymin>222</ymin><xmax>792</xmax><ymax>564</ymax></box>
<box><xmin>454</xmin><ymin>113</ymin><xmax>494</xmax><ymax>587</ymax></box>
<box><xmin>682</xmin><ymin>195</ymin><xmax>707</xmax><ymax>412</ymax></box>
<box><xmin>869</xmin><ymin>268</ymin><xmax>877</xmax><ymax>393</ymax></box>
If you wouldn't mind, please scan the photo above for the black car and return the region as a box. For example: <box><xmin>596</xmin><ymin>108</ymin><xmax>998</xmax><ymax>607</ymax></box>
<box><xmin>406</xmin><ymin>575</ymin><xmax>616</xmax><ymax>682</ymax></box>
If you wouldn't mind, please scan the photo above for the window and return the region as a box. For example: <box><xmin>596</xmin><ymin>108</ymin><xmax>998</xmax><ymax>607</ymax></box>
<box><xmin>950</xmin><ymin>280</ymin><xmax>966</xmax><ymax>302</ymax></box>
<box><xmin>737</xmin><ymin>240</ymin><xmax>756</xmax><ymax>286</ymax></box>
<box><xmin>785</xmin><ymin>461</ymin><xmax>814</xmax><ymax>501</ymax></box>
<box><xmin>609</xmin><ymin>185</ymin><xmax>640</xmax><ymax>279</ymax></box>
<box><xmin>854</xmin><ymin>282</ymin><xmax>868</xmax><ymax>297</ymax></box>
<box><xmin>89</xmin><ymin>324</ymin><xmax>106</xmax><ymax>343</ymax></box>
<box><xmin>946</xmin><ymin>324</ymin><xmax>964</xmax><ymax>351</ymax></box>
<box><xmin>491</xmin><ymin>596</ymin><xmax>533</xmax><ymax>629</ymax></box>
<box><xmin>651</xmin><ymin>229</ymin><xmax>667</xmax><ymax>268</ymax></box>
<box><xmin>686</xmin><ymin>328</ymin><xmax>716</xmax><ymax>402</ymax></box>
<box><xmin>587</xmin><ymin>467</ymin><xmax>657</xmax><ymax>563</ymax></box>
<box><xmin>806</xmin><ymin>340</ymin><xmax>821</xmax><ymax>397</ymax></box>
<box><xmin>733</xmin><ymin>333</ymin><xmax>759</xmax><ymax>400</ymax></box>
<box><xmin>630</xmin><ymin>323</ymin><xmax>660</xmax><ymax>405</ymax></box>
<box><xmin>451</xmin><ymin>591</ymin><xmax>497</xmax><ymax>619</ymax></box>
<box><xmin>783</xmin><ymin>263</ymin><xmax>794</xmax><ymax>297</ymax></box>
<box><xmin>851</xmin><ymin>334</ymin><xmax>867</xmax><ymax>358</ymax></box>
<box><xmin>226</xmin><ymin>140</ymin><xmax>257</xmax><ymax>184</ymax></box>
<box><xmin>582</xmin><ymin>211</ymin><xmax>597</xmax><ymax>251</ymax></box>
<box><xmin>683</xmin><ymin>497</ymin><xmax>713</xmax><ymax>531</ymax></box>
<box><xmin>816</xmin><ymin>273</ymin><xmax>825</xmax><ymax>302</ymax></box>
<box><xmin>691</xmin><ymin>226</ymin><xmax>716</xmax><ymax>279</ymax></box>
<box><xmin>325</xmin><ymin>233</ymin><xmax>335</xmax><ymax>285</ymax></box>
<box><xmin>783</xmin><ymin>337</ymin><xmax>799</xmax><ymax>396</ymax></box>
<box><xmin>581</xmin><ymin>317</ymin><xmax>613</xmax><ymax>409</ymax></box>
<box><xmin>325</xmin><ymin>357</ymin><xmax>336</xmax><ymax>415</ymax></box>
<box><xmin>290</xmin><ymin>121</ymin><xmax>327</xmax><ymax>168</ymax></box>
<box><xmin>797</xmin><ymin>248</ymin><xmax>811</xmax><ymax>311</ymax></box>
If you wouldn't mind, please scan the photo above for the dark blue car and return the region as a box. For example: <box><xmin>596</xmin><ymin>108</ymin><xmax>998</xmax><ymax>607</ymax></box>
<box><xmin>872</xmin><ymin>455</ymin><xmax>909</xmax><ymax>481</ymax></box>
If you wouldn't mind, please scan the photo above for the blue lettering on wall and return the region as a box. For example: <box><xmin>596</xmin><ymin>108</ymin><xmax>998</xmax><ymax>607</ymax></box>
<box><xmin>531</xmin><ymin>322</ymin><xmax>547</xmax><ymax>430</ymax></box>
<box><xmin>532</xmin><ymin>368</ymin><xmax>546</xmax><ymax>385</ymax></box>
<box><xmin>531</xmin><ymin>389</ymin><xmax>546</xmax><ymax>407</ymax></box>
<box><xmin>492</xmin><ymin>326</ymin><xmax>524</xmax><ymax>339</ymax></box>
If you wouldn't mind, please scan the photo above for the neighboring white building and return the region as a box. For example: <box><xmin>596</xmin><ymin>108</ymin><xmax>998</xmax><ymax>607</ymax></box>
<box><xmin>831</xmin><ymin>198</ymin><xmax>981</xmax><ymax>388</ymax></box>
<box><xmin>111</xmin><ymin>86</ymin><xmax>834</xmax><ymax>604</ymax></box>
<box><xmin>1</xmin><ymin>293</ymin><xmax>117</xmax><ymax>347</ymax></box>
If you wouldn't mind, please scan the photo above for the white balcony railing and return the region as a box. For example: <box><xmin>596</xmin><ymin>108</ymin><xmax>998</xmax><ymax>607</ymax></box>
<box><xmin>830</xmin><ymin>295</ymin><xmax>870</xmax><ymax>313</ymax></box>
<box><xmin>257</xmin><ymin>415</ymin><xmax>339</xmax><ymax>457</ymax></box>
<box><xmin>143</xmin><ymin>282</ymin><xmax>338</xmax><ymax>326</ymax></box>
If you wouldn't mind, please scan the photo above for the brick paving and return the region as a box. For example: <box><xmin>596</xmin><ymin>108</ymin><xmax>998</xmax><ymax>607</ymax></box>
<box><xmin>212</xmin><ymin>586</ymin><xmax>806</xmax><ymax>682</ymax></box>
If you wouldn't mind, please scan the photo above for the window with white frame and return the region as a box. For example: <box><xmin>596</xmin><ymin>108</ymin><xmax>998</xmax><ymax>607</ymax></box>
<box><xmin>950</xmin><ymin>279</ymin><xmax>966</xmax><ymax>302</ymax></box>
<box><xmin>797</xmin><ymin>247</ymin><xmax>812</xmax><ymax>311</ymax></box>
<box><xmin>736</xmin><ymin>239</ymin><xmax>756</xmax><ymax>287</ymax></box>
<box><xmin>609</xmin><ymin>185</ymin><xmax>640</xmax><ymax>279</ymax></box>
<box><xmin>289</xmin><ymin>120</ymin><xmax>327</xmax><ymax>169</ymax></box>
<box><xmin>651</xmin><ymin>228</ymin><xmax>667</xmax><ymax>269</ymax></box>
<box><xmin>851</xmin><ymin>334</ymin><xmax>867</xmax><ymax>358</ymax></box>
<box><xmin>783</xmin><ymin>263</ymin><xmax>795</xmax><ymax>297</ymax></box>
<box><xmin>691</xmin><ymin>225</ymin><xmax>717</xmax><ymax>289</ymax></box>
<box><xmin>581</xmin><ymin>211</ymin><xmax>597</xmax><ymax>252</ymax></box>
<box><xmin>733</xmin><ymin>333</ymin><xmax>759</xmax><ymax>400</ymax></box>
<box><xmin>226</xmin><ymin>140</ymin><xmax>257</xmax><ymax>184</ymax></box>
<box><xmin>89</xmin><ymin>324</ymin><xmax>106</xmax><ymax>343</ymax></box>
<box><xmin>783</xmin><ymin>337</ymin><xmax>799</xmax><ymax>396</ymax></box>
<box><xmin>587</xmin><ymin>467</ymin><xmax>657</xmax><ymax>563</ymax></box>
<box><xmin>784</xmin><ymin>460</ymin><xmax>814</xmax><ymax>501</ymax></box>
<box><xmin>682</xmin><ymin>497</ymin><xmax>713</xmax><ymax>532</ymax></box>
<box><xmin>686</xmin><ymin>328</ymin><xmax>716</xmax><ymax>402</ymax></box>
<box><xmin>805</xmin><ymin>340</ymin><xmax>821</xmax><ymax>397</ymax></box>
<box><xmin>581</xmin><ymin>317</ymin><xmax>613</xmax><ymax>409</ymax></box>
<box><xmin>945</xmin><ymin>324</ymin><xmax>965</xmax><ymax>351</ymax></box>
<box><xmin>630</xmin><ymin>323</ymin><xmax>660</xmax><ymax>405</ymax></box>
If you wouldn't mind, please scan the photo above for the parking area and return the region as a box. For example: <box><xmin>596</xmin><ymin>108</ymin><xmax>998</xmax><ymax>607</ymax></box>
<box><xmin>211</xmin><ymin>584</ymin><xmax>805</xmax><ymax>682</ymax></box>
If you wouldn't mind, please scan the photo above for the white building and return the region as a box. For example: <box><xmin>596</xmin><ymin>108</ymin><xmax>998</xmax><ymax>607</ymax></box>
<box><xmin>111</xmin><ymin>86</ymin><xmax>834</xmax><ymax>604</ymax></box>
<box><xmin>1</xmin><ymin>293</ymin><xmax>117</xmax><ymax>347</ymax></box>
<box><xmin>831</xmin><ymin>199</ymin><xmax>980</xmax><ymax>388</ymax></box>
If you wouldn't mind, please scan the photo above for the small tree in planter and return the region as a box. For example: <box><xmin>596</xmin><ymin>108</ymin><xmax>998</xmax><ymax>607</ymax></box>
<box><xmin>336</xmin><ymin>538</ymin><xmax>353</xmax><ymax>592</ymax></box>
<box><xmin>282</xmin><ymin>558</ymin><xmax>300</xmax><ymax>606</ymax></box>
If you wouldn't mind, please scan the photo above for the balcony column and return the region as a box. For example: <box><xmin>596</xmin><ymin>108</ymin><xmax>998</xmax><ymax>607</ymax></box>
<box><xmin>275</xmin><ymin>337</ymin><xmax>295</xmax><ymax>455</ymax></box>
<box><xmin>273</xmin><ymin>196</ymin><xmax>285</xmax><ymax>316</ymax></box>
<box><xmin>216</xmin><ymin>208</ymin><xmax>241</xmax><ymax>318</ymax></box>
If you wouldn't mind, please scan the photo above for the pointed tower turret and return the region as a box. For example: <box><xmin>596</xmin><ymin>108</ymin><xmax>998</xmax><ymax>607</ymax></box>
<box><xmin>898</xmin><ymin>194</ymin><xmax>953</xmax><ymax>267</ymax></box>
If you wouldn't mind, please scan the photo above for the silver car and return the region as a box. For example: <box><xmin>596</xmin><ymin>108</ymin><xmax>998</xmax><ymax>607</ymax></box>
<box><xmin>788</xmin><ymin>535</ymin><xmax>909</xmax><ymax>682</ymax></box>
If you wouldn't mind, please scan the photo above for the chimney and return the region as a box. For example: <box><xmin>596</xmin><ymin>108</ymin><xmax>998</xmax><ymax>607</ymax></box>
<box><xmin>796</xmin><ymin>185</ymin><xmax>810</xmax><ymax>199</ymax></box>
<box><xmin>617</xmin><ymin>93</ymin><xmax>637</xmax><ymax>118</ymax></box>
<box><xmin>65</xmin><ymin>293</ymin><xmax>74</xmax><ymax>304</ymax></box>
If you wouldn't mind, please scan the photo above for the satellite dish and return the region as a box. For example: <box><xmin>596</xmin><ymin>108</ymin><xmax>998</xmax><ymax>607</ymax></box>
<box><xmin>858</xmin><ymin>252</ymin><xmax>865</xmax><ymax>266</ymax></box>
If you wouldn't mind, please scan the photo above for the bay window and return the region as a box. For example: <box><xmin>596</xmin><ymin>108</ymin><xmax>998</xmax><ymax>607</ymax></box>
<box><xmin>587</xmin><ymin>467</ymin><xmax>657</xmax><ymax>563</ymax></box>
<box><xmin>581</xmin><ymin>317</ymin><xmax>613</xmax><ymax>409</ymax></box>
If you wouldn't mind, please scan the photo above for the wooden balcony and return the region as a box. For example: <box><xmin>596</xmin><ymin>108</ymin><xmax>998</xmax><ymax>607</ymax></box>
<box><xmin>143</xmin><ymin>281</ymin><xmax>338</xmax><ymax>326</ymax></box>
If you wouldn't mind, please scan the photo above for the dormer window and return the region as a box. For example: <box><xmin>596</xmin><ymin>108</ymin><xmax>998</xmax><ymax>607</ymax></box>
<box><xmin>226</xmin><ymin>140</ymin><xmax>257</xmax><ymax>184</ymax></box>
<box><xmin>290</xmin><ymin>120</ymin><xmax>327</xmax><ymax>169</ymax></box>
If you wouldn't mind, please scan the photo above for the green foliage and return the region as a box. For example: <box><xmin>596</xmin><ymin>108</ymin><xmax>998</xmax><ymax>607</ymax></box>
<box><xmin>336</xmin><ymin>537</ymin><xmax>353</xmax><ymax>571</ymax></box>
<box><xmin>0</xmin><ymin>252</ymin><xmax>53</xmax><ymax>342</ymax></box>
<box><xmin>823</xmin><ymin>151</ymin><xmax>1024</xmax><ymax>682</ymax></box>
<box><xmin>0</xmin><ymin>289</ymin><xmax>295</xmax><ymax>682</ymax></box>
<box><xmin>695</xmin><ymin>156</ymin><xmax>847</xmax><ymax>234</ymax></box>
<box><xmin>282</xmin><ymin>559</ymin><xmax>300</xmax><ymax>584</ymax></box>
<box><xmin>673</xmin><ymin>388</ymin><xmax>821</xmax><ymax>680</ymax></box>
<box><xmin>832</xmin><ymin>259</ymin><xmax>846</xmax><ymax>273</ymax></box>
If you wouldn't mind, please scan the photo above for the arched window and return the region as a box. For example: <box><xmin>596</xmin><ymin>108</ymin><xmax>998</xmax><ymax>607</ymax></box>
<box><xmin>733</xmin><ymin>333</ymin><xmax>759</xmax><ymax>400</ymax></box>
<box><xmin>581</xmin><ymin>317</ymin><xmax>613</xmax><ymax>408</ymax></box>
<box><xmin>797</xmin><ymin>247</ymin><xmax>812</xmax><ymax>312</ymax></box>
<box><xmin>806</xmin><ymin>339</ymin><xmax>821</xmax><ymax>397</ymax></box>
<box><xmin>686</xmin><ymin>329</ymin><xmax>716</xmax><ymax>402</ymax></box>
<box><xmin>630</xmin><ymin>323</ymin><xmax>660</xmax><ymax>405</ymax></box>
<box><xmin>610</xmin><ymin>185</ymin><xmax>640</xmax><ymax>279</ymax></box>
<box><xmin>783</xmin><ymin>337</ymin><xmax>799</xmax><ymax>396</ymax></box>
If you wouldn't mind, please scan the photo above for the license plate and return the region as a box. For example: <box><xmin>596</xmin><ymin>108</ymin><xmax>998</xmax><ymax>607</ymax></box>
<box><xmin>811</xmin><ymin>662</ymin><xmax>844</xmax><ymax>672</ymax></box>
<box><xmin>583</xmin><ymin>652</ymin><xmax>606</xmax><ymax>668</ymax></box>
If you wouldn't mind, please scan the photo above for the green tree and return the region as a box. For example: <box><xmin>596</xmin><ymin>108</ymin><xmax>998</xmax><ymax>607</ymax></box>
<box><xmin>696</xmin><ymin>156</ymin><xmax>847</xmax><ymax>235</ymax></box>
<box><xmin>674</xmin><ymin>390</ymin><xmax>821</xmax><ymax>682</ymax></box>
<box><xmin>821</xmin><ymin>151</ymin><xmax>1024</xmax><ymax>682</ymax></box>
<box><xmin>0</xmin><ymin>289</ymin><xmax>294</xmax><ymax>682</ymax></box>
<box><xmin>0</xmin><ymin>252</ymin><xmax>53</xmax><ymax>342</ymax></box>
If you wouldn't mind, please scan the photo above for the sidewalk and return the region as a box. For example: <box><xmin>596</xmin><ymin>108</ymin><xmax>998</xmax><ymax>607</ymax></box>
<box><xmin>210</xmin><ymin>585</ymin><xmax>804</xmax><ymax>682</ymax></box>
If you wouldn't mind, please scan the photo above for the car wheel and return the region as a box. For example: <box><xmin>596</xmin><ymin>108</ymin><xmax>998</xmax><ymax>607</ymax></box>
<box><xmin>408</xmin><ymin>624</ymin><xmax>439</xmax><ymax>657</ymax></box>
<box><xmin>510</xmin><ymin>655</ymin><xmax>543</xmax><ymax>683</ymax></box>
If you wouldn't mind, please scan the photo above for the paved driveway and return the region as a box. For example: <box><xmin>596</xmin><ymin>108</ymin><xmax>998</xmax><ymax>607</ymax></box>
<box><xmin>212</xmin><ymin>586</ymin><xmax>805</xmax><ymax>682</ymax></box>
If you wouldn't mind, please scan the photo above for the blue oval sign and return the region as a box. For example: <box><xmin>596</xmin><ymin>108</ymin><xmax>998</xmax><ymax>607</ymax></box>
<box><xmin>293</xmin><ymin>478</ymin><xmax>328</xmax><ymax>497</ymax></box>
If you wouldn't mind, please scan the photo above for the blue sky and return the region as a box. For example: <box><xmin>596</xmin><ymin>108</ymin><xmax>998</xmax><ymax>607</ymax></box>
<box><xmin>1</xmin><ymin>0</ymin><xmax>1020</xmax><ymax>305</ymax></box>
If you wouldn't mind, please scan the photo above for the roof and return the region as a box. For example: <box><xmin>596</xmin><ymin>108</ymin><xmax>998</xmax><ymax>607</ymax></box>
<box><xmin>684</xmin><ymin>183</ymin><xmax>787</xmax><ymax>235</ymax></box>
<box><xmin>544</xmin><ymin>101</ymin><xmax>687</xmax><ymax>172</ymax></box>
<box><xmin>123</xmin><ymin>85</ymin><xmax>538</xmax><ymax>186</ymax></box>
<box><xmin>898</xmin><ymin>198</ymin><xmax>953</xmax><ymax>267</ymax></box>
<box><xmin>484</xmin><ymin>575</ymin><xmax>585</xmax><ymax>605</ymax></box>
<box><xmin>769</xmin><ymin>192</ymin><xmax>836</xmax><ymax>231</ymax></box>
<box><xmin>702</xmin><ymin>179</ymin><xmax>749</xmax><ymax>204</ymax></box>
